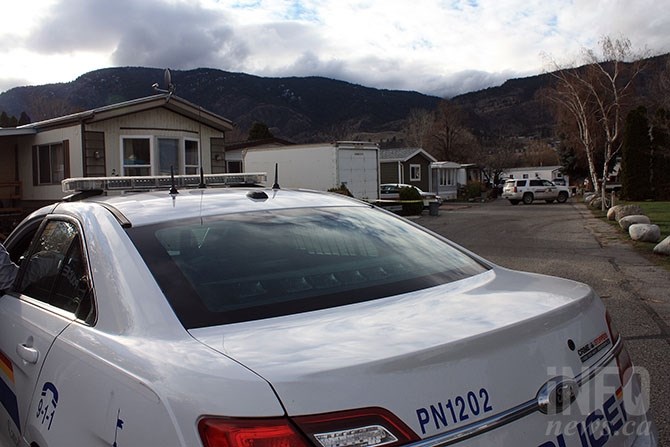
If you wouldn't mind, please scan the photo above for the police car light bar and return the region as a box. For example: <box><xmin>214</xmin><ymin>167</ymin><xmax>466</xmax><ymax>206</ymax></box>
<box><xmin>62</xmin><ymin>173</ymin><xmax>268</xmax><ymax>193</ymax></box>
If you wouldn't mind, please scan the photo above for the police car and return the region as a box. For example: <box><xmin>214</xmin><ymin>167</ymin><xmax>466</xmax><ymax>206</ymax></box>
<box><xmin>0</xmin><ymin>174</ymin><xmax>658</xmax><ymax>447</ymax></box>
<box><xmin>502</xmin><ymin>179</ymin><xmax>571</xmax><ymax>205</ymax></box>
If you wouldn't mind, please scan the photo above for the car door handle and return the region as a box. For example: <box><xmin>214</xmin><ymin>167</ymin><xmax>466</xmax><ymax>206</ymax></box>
<box><xmin>17</xmin><ymin>342</ymin><xmax>39</xmax><ymax>364</ymax></box>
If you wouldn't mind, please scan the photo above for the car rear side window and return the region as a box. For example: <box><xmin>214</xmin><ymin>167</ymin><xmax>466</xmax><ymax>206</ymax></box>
<box><xmin>128</xmin><ymin>206</ymin><xmax>489</xmax><ymax>328</ymax></box>
<box><xmin>16</xmin><ymin>219</ymin><xmax>95</xmax><ymax>322</ymax></box>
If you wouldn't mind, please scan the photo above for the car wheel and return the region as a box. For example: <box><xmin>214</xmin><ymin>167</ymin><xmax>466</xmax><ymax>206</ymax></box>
<box><xmin>557</xmin><ymin>192</ymin><xmax>568</xmax><ymax>203</ymax></box>
<box><xmin>509</xmin><ymin>200</ymin><xmax>519</xmax><ymax>205</ymax></box>
<box><xmin>522</xmin><ymin>193</ymin><xmax>533</xmax><ymax>205</ymax></box>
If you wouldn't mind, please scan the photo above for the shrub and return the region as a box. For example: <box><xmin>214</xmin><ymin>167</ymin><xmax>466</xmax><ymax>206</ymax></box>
<box><xmin>327</xmin><ymin>184</ymin><xmax>353</xmax><ymax>197</ymax></box>
<box><xmin>399</xmin><ymin>186</ymin><xmax>424</xmax><ymax>216</ymax></box>
<box><xmin>460</xmin><ymin>181</ymin><xmax>485</xmax><ymax>201</ymax></box>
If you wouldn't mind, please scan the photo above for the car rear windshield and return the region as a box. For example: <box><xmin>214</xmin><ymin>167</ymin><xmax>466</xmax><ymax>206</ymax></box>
<box><xmin>127</xmin><ymin>206</ymin><xmax>489</xmax><ymax>328</ymax></box>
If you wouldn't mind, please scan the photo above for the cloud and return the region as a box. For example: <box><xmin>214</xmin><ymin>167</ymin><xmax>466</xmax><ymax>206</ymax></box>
<box><xmin>1</xmin><ymin>0</ymin><xmax>669</xmax><ymax>97</ymax></box>
<box><xmin>0</xmin><ymin>77</ymin><xmax>31</xmax><ymax>95</ymax></box>
<box><xmin>24</xmin><ymin>0</ymin><xmax>248</xmax><ymax>69</ymax></box>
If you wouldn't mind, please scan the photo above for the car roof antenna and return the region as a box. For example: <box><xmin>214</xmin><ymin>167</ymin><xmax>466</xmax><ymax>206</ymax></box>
<box><xmin>198</xmin><ymin>167</ymin><xmax>207</xmax><ymax>189</ymax></box>
<box><xmin>272</xmin><ymin>163</ymin><xmax>280</xmax><ymax>189</ymax></box>
<box><xmin>169</xmin><ymin>166</ymin><xmax>179</xmax><ymax>195</ymax></box>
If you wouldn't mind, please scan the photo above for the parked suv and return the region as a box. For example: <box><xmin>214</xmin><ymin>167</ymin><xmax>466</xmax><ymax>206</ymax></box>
<box><xmin>502</xmin><ymin>178</ymin><xmax>570</xmax><ymax>205</ymax></box>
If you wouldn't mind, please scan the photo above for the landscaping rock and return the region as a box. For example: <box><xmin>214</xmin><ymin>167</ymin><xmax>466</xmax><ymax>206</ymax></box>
<box><xmin>628</xmin><ymin>224</ymin><xmax>661</xmax><ymax>243</ymax></box>
<box><xmin>589</xmin><ymin>196</ymin><xmax>603</xmax><ymax>209</ymax></box>
<box><xmin>614</xmin><ymin>204</ymin><xmax>644</xmax><ymax>222</ymax></box>
<box><xmin>607</xmin><ymin>205</ymin><xmax>621</xmax><ymax>221</ymax></box>
<box><xmin>619</xmin><ymin>215</ymin><xmax>651</xmax><ymax>231</ymax></box>
<box><xmin>654</xmin><ymin>236</ymin><xmax>670</xmax><ymax>256</ymax></box>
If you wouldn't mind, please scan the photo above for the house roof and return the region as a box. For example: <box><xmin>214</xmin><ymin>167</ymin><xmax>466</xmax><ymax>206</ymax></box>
<box><xmin>430</xmin><ymin>161</ymin><xmax>462</xmax><ymax>169</ymax></box>
<box><xmin>504</xmin><ymin>166</ymin><xmax>563</xmax><ymax>172</ymax></box>
<box><xmin>0</xmin><ymin>127</ymin><xmax>37</xmax><ymax>137</ymax></box>
<box><xmin>14</xmin><ymin>94</ymin><xmax>234</xmax><ymax>133</ymax></box>
<box><xmin>225</xmin><ymin>137</ymin><xmax>296</xmax><ymax>151</ymax></box>
<box><xmin>379</xmin><ymin>147</ymin><xmax>437</xmax><ymax>163</ymax></box>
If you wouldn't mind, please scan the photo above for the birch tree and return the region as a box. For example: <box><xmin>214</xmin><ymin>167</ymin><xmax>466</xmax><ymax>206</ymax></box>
<box><xmin>546</xmin><ymin>36</ymin><xmax>646</xmax><ymax>209</ymax></box>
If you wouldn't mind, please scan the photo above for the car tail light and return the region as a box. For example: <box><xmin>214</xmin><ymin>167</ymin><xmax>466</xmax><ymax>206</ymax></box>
<box><xmin>294</xmin><ymin>407</ymin><xmax>419</xmax><ymax>447</ymax></box>
<box><xmin>198</xmin><ymin>417</ymin><xmax>312</xmax><ymax>447</ymax></box>
<box><xmin>606</xmin><ymin>311</ymin><xmax>633</xmax><ymax>386</ymax></box>
<box><xmin>199</xmin><ymin>408</ymin><xmax>419</xmax><ymax>447</ymax></box>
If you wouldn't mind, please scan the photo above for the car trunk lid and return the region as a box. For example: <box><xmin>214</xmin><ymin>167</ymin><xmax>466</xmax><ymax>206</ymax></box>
<box><xmin>189</xmin><ymin>268</ymin><xmax>612</xmax><ymax>442</ymax></box>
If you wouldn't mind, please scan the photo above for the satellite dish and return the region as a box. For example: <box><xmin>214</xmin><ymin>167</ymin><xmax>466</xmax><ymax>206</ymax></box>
<box><xmin>152</xmin><ymin>68</ymin><xmax>175</xmax><ymax>95</ymax></box>
<box><xmin>164</xmin><ymin>69</ymin><xmax>172</xmax><ymax>90</ymax></box>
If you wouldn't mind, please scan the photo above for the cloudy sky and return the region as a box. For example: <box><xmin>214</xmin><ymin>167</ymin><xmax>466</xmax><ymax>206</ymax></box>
<box><xmin>1</xmin><ymin>0</ymin><xmax>668</xmax><ymax>98</ymax></box>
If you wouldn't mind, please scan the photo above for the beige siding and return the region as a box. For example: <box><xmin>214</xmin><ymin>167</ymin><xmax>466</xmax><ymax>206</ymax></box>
<box><xmin>17</xmin><ymin>107</ymin><xmax>226</xmax><ymax>202</ymax></box>
<box><xmin>85</xmin><ymin>108</ymin><xmax>223</xmax><ymax>176</ymax></box>
<box><xmin>83</xmin><ymin>131</ymin><xmax>106</xmax><ymax>177</ymax></box>
<box><xmin>18</xmin><ymin>125</ymin><xmax>82</xmax><ymax>201</ymax></box>
<box><xmin>211</xmin><ymin>137</ymin><xmax>226</xmax><ymax>173</ymax></box>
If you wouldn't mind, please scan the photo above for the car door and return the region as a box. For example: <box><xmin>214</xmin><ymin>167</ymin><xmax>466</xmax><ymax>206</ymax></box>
<box><xmin>528</xmin><ymin>179</ymin><xmax>546</xmax><ymax>199</ymax></box>
<box><xmin>541</xmin><ymin>179</ymin><xmax>557</xmax><ymax>199</ymax></box>
<box><xmin>0</xmin><ymin>217</ymin><xmax>90</xmax><ymax>445</ymax></box>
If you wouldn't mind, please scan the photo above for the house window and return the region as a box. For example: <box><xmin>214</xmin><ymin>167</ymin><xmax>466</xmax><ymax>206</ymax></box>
<box><xmin>122</xmin><ymin>136</ymin><xmax>200</xmax><ymax>176</ymax></box>
<box><xmin>438</xmin><ymin>169</ymin><xmax>455</xmax><ymax>186</ymax></box>
<box><xmin>227</xmin><ymin>161</ymin><xmax>243</xmax><ymax>173</ymax></box>
<box><xmin>185</xmin><ymin>139</ymin><xmax>200</xmax><ymax>175</ymax></box>
<box><xmin>123</xmin><ymin>137</ymin><xmax>152</xmax><ymax>176</ymax></box>
<box><xmin>33</xmin><ymin>141</ymin><xmax>69</xmax><ymax>185</ymax></box>
<box><xmin>158</xmin><ymin>138</ymin><xmax>179</xmax><ymax>175</ymax></box>
<box><xmin>410</xmin><ymin>164</ymin><xmax>421</xmax><ymax>181</ymax></box>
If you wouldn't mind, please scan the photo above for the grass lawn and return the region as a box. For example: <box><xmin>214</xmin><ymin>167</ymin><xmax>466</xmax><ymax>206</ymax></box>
<box><xmin>597</xmin><ymin>201</ymin><xmax>670</xmax><ymax>269</ymax></box>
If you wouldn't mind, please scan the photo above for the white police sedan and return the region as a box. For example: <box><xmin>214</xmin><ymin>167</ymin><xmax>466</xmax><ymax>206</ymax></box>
<box><xmin>0</xmin><ymin>174</ymin><xmax>658</xmax><ymax>447</ymax></box>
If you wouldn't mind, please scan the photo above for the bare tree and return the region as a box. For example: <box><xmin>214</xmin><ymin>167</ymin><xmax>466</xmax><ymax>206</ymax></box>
<box><xmin>476</xmin><ymin>137</ymin><xmax>519</xmax><ymax>185</ymax></box>
<box><xmin>546</xmin><ymin>36</ymin><xmax>646</xmax><ymax>209</ymax></box>
<box><xmin>404</xmin><ymin>108</ymin><xmax>435</xmax><ymax>147</ymax></box>
<box><xmin>523</xmin><ymin>139</ymin><xmax>560</xmax><ymax>167</ymax></box>
<box><xmin>430</xmin><ymin>100</ymin><xmax>467</xmax><ymax>161</ymax></box>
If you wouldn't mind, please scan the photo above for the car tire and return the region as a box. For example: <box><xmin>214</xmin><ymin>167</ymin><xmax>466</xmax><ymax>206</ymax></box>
<box><xmin>557</xmin><ymin>192</ymin><xmax>568</xmax><ymax>203</ymax></box>
<box><xmin>522</xmin><ymin>193</ymin><xmax>533</xmax><ymax>205</ymax></box>
<box><xmin>509</xmin><ymin>200</ymin><xmax>519</xmax><ymax>205</ymax></box>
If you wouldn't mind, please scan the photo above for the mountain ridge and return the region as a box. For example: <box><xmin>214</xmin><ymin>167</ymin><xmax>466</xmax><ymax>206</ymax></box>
<box><xmin>1</xmin><ymin>54</ymin><xmax>667</xmax><ymax>143</ymax></box>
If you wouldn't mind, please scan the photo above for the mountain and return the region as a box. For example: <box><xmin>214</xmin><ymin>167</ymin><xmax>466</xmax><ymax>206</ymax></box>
<box><xmin>450</xmin><ymin>53</ymin><xmax>670</xmax><ymax>140</ymax></box>
<box><xmin>0</xmin><ymin>67</ymin><xmax>441</xmax><ymax>142</ymax></box>
<box><xmin>1</xmin><ymin>54</ymin><xmax>667</xmax><ymax>143</ymax></box>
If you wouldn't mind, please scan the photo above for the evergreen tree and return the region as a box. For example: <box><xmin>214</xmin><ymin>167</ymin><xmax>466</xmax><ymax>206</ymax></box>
<box><xmin>0</xmin><ymin>111</ymin><xmax>10</xmax><ymax>127</ymax></box>
<box><xmin>620</xmin><ymin>107</ymin><xmax>652</xmax><ymax>200</ymax></box>
<box><xmin>247</xmin><ymin>122</ymin><xmax>274</xmax><ymax>140</ymax></box>
<box><xmin>18</xmin><ymin>111</ymin><xmax>32</xmax><ymax>125</ymax></box>
<box><xmin>650</xmin><ymin>109</ymin><xmax>670</xmax><ymax>200</ymax></box>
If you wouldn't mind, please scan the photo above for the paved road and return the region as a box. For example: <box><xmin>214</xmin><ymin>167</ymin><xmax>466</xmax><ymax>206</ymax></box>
<box><xmin>416</xmin><ymin>198</ymin><xmax>670</xmax><ymax>446</ymax></box>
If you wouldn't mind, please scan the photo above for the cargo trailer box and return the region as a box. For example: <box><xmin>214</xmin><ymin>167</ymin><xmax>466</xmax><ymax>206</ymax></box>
<box><xmin>243</xmin><ymin>141</ymin><xmax>379</xmax><ymax>200</ymax></box>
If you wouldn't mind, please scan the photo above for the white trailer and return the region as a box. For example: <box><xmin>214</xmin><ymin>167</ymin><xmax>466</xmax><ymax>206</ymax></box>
<box><xmin>242</xmin><ymin>141</ymin><xmax>379</xmax><ymax>200</ymax></box>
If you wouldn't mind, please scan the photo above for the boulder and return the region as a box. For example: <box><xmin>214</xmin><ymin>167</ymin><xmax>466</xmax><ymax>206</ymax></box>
<box><xmin>654</xmin><ymin>236</ymin><xmax>670</xmax><ymax>256</ymax></box>
<box><xmin>614</xmin><ymin>204</ymin><xmax>644</xmax><ymax>222</ymax></box>
<box><xmin>607</xmin><ymin>205</ymin><xmax>621</xmax><ymax>221</ymax></box>
<box><xmin>619</xmin><ymin>215</ymin><xmax>651</xmax><ymax>231</ymax></box>
<box><xmin>589</xmin><ymin>196</ymin><xmax>603</xmax><ymax>209</ymax></box>
<box><xmin>628</xmin><ymin>224</ymin><xmax>661</xmax><ymax>243</ymax></box>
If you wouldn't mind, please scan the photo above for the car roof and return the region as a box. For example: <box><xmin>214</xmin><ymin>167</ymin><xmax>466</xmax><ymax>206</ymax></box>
<box><xmin>80</xmin><ymin>188</ymin><xmax>368</xmax><ymax>227</ymax></box>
